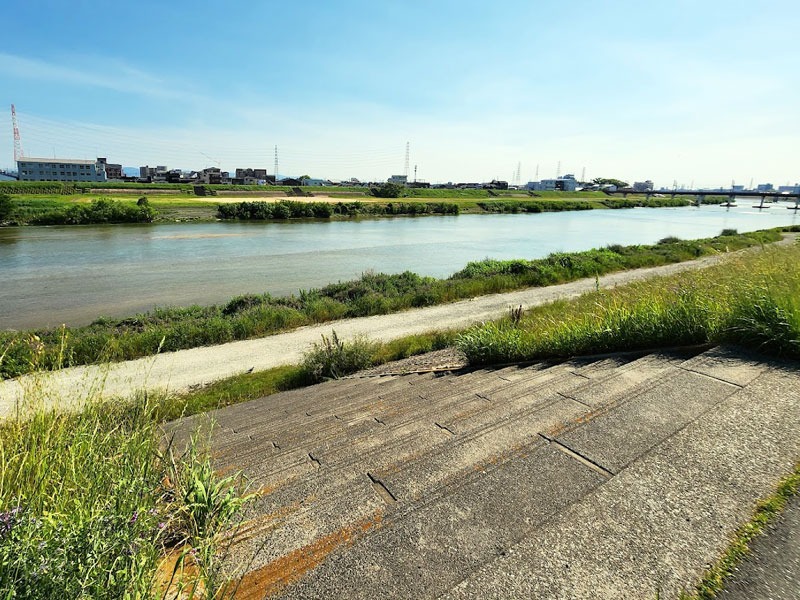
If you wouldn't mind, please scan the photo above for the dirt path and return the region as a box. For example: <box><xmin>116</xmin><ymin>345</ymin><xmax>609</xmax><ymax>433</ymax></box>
<box><xmin>0</xmin><ymin>235</ymin><xmax>794</xmax><ymax>416</ymax></box>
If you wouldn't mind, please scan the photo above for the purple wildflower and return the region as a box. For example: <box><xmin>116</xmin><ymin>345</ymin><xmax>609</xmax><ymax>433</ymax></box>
<box><xmin>129</xmin><ymin>511</ymin><xmax>139</xmax><ymax>525</ymax></box>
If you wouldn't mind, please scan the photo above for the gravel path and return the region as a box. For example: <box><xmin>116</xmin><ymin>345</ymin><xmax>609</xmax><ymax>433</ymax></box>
<box><xmin>1</xmin><ymin>235</ymin><xmax>794</xmax><ymax>416</ymax></box>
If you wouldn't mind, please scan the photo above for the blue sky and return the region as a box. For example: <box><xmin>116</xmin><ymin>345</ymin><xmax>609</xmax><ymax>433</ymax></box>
<box><xmin>1</xmin><ymin>0</ymin><xmax>798</xmax><ymax>186</ymax></box>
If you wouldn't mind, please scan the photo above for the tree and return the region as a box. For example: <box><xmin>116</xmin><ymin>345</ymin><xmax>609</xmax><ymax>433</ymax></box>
<box><xmin>370</xmin><ymin>182</ymin><xmax>405</xmax><ymax>198</ymax></box>
<box><xmin>592</xmin><ymin>177</ymin><xmax>629</xmax><ymax>188</ymax></box>
<box><xmin>0</xmin><ymin>193</ymin><xmax>12</xmax><ymax>221</ymax></box>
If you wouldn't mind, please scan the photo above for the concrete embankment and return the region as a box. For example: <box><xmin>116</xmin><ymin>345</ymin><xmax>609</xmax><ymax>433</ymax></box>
<box><xmin>166</xmin><ymin>346</ymin><xmax>800</xmax><ymax>599</ymax></box>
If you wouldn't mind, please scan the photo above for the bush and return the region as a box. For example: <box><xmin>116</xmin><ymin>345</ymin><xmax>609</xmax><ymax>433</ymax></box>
<box><xmin>302</xmin><ymin>331</ymin><xmax>377</xmax><ymax>382</ymax></box>
<box><xmin>29</xmin><ymin>198</ymin><xmax>157</xmax><ymax>225</ymax></box>
<box><xmin>370</xmin><ymin>182</ymin><xmax>405</xmax><ymax>198</ymax></box>
<box><xmin>720</xmin><ymin>228</ymin><xmax>738</xmax><ymax>236</ymax></box>
<box><xmin>216</xmin><ymin>200</ymin><xmax>458</xmax><ymax>220</ymax></box>
<box><xmin>0</xmin><ymin>193</ymin><xmax>12</xmax><ymax>221</ymax></box>
<box><xmin>658</xmin><ymin>236</ymin><xmax>682</xmax><ymax>245</ymax></box>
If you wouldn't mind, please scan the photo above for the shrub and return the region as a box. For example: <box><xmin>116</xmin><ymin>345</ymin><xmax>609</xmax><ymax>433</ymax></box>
<box><xmin>658</xmin><ymin>236</ymin><xmax>682</xmax><ymax>245</ymax></box>
<box><xmin>28</xmin><ymin>198</ymin><xmax>157</xmax><ymax>225</ymax></box>
<box><xmin>370</xmin><ymin>182</ymin><xmax>405</xmax><ymax>198</ymax></box>
<box><xmin>0</xmin><ymin>193</ymin><xmax>12</xmax><ymax>220</ymax></box>
<box><xmin>720</xmin><ymin>228</ymin><xmax>738</xmax><ymax>236</ymax></box>
<box><xmin>302</xmin><ymin>331</ymin><xmax>377</xmax><ymax>382</ymax></box>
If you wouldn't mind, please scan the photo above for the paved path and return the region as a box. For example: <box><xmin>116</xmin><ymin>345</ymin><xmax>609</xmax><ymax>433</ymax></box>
<box><xmin>718</xmin><ymin>494</ymin><xmax>799</xmax><ymax>600</ymax></box>
<box><xmin>167</xmin><ymin>346</ymin><xmax>800</xmax><ymax>599</ymax></box>
<box><xmin>1</xmin><ymin>236</ymin><xmax>794</xmax><ymax>416</ymax></box>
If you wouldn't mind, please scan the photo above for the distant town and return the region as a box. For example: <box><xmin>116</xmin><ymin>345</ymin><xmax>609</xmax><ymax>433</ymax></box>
<box><xmin>1</xmin><ymin>156</ymin><xmax>797</xmax><ymax>196</ymax></box>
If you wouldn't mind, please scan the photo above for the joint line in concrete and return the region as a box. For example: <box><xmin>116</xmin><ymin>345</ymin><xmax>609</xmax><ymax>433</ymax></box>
<box><xmin>538</xmin><ymin>433</ymin><xmax>614</xmax><ymax>479</ymax></box>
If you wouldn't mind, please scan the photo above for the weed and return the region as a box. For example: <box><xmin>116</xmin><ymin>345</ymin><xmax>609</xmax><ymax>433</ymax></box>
<box><xmin>302</xmin><ymin>331</ymin><xmax>377</xmax><ymax>382</ymax></box>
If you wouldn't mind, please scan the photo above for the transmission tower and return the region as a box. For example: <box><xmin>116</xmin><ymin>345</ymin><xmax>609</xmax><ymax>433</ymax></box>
<box><xmin>404</xmin><ymin>142</ymin><xmax>410</xmax><ymax>178</ymax></box>
<box><xmin>581</xmin><ymin>166</ymin><xmax>586</xmax><ymax>182</ymax></box>
<box><xmin>535</xmin><ymin>164</ymin><xmax>539</xmax><ymax>180</ymax></box>
<box><xmin>274</xmin><ymin>145</ymin><xmax>279</xmax><ymax>180</ymax></box>
<box><xmin>556</xmin><ymin>161</ymin><xmax>561</xmax><ymax>178</ymax></box>
<box><xmin>514</xmin><ymin>162</ymin><xmax>521</xmax><ymax>185</ymax></box>
<box><xmin>11</xmin><ymin>104</ymin><xmax>23</xmax><ymax>162</ymax></box>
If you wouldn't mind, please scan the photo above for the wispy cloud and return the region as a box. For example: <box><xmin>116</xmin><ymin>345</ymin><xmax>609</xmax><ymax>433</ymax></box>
<box><xmin>0</xmin><ymin>52</ymin><xmax>200</xmax><ymax>102</ymax></box>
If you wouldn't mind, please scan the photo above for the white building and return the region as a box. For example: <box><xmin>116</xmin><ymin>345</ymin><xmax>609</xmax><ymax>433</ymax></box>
<box><xmin>387</xmin><ymin>174</ymin><xmax>408</xmax><ymax>184</ymax></box>
<box><xmin>17</xmin><ymin>158</ymin><xmax>107</xmax><ymax>182</ymax></box>
<box><xmin>527</xmin><ymin>174</ymin><xmax>578</xmax><ymax>192</ymax></box>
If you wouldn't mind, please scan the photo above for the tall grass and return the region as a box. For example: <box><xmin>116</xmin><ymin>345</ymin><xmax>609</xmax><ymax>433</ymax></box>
<box><xmin>0</xmin><ymin>385</ymin><xmax>254</xmax><ymax>598</ymax></box>
<box><xmin>0</xmin><ymin>230</ymin><xmax>782</xmax><ymax>379</ymax></box>
<box><xmin>457</xmin><ymin>242</ymin><xmax>800</xmax><ymax>364</ymax></box>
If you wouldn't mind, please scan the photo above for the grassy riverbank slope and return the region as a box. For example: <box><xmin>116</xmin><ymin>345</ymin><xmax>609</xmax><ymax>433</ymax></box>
<box><xmin>457</xmin><ymin>238</ymin><xmax>800</xmax><ymax>364</ymax></box>
<box><xmin>0</xmin><ymin>229</ymin><xmax>782</xmax><ymax>379</ymax></box>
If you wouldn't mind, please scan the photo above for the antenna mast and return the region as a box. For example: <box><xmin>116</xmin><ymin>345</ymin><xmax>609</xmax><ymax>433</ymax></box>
<box><xmin>11</xmin><ymin>104</ymin><xmax>23</xmax><ymax>162</ymax></box>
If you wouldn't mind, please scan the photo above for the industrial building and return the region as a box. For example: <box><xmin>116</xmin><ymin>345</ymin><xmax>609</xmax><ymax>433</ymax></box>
<box><xmin>17</xmin><ymin>157</ymin><xmax>107</xmax><ymax>182</ymax></box>
<box><xmin>527</xmin><ymin>174</ymin><xmax>578</xmax><ymax>192</ymax></box>
<box><xmin>98</xmin><ymin>158</ymin><xmax>122</xmax><ymax>180</ymax></box>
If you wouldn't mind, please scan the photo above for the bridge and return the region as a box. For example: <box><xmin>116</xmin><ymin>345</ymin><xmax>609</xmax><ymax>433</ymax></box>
<box><xmin>604</xmin><ymin>187</ymin><xmax>800</xmax><ymax>209</ymax></box>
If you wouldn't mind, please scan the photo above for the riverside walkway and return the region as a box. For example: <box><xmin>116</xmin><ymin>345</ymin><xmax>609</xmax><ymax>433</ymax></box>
<box><xmin>0</xmin><ymin>234</ymin><xmax>795</xmax><ymax>416</ymax></box>
<box><xmin>169</xmin><ymin>345</ymin><xmax>800</xmax><ymax>599</ymax></box>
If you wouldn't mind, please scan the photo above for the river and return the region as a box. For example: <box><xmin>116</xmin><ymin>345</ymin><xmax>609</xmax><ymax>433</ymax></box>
<box><xmin>1</xmin><ymin>205</ymin><xmax>798</xmax><ymax>330</ymax></box>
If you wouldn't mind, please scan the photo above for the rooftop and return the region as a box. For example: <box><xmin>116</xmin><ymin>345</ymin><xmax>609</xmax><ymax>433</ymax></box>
<box><xmin>17</xmin><ymin>157</ymin><xmax>100</xmax><ymax>165</ymax></box>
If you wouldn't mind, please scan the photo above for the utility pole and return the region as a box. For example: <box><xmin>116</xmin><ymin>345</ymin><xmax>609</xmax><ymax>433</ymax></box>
<box><xmin>11</xmin><ymin>104</ymin><xmax>23</xmax><ymax>162</ymax></box>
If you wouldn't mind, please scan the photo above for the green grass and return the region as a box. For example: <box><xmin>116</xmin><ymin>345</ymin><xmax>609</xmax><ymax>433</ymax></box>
<box><xmin>680</xmin><ymin>463</ymin><xmax>800</xmax><ymax>600</ymax></box>
<box><xmin>0</xmin><ymin>389</ymin><xmax>254</xmax><ymax>598</ymax></box>
<box><xmin>0</xmin><ymin>230</ymin><xmax>782</xmax><ymax>379</ymax></box>
<box><xmin>456</xmin><ymin>240</ymin><xmax>800</xmax><ymax>365</ymax></box>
